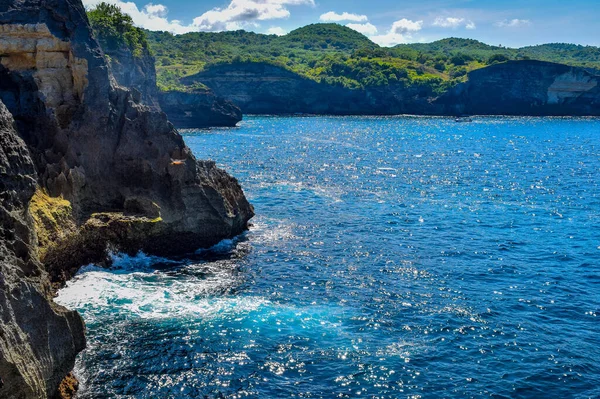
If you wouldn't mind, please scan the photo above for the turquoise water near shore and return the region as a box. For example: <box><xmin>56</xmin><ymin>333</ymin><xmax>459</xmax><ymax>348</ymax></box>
<box><xmin>57</xmin><ymin>116</ymin><xmax>600</xmax><ymax>398</ymax></box>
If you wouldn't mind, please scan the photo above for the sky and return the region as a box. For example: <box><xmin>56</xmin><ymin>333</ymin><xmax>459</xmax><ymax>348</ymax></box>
<box><xmin>81</xmin><ymin>0</ymin><xmax>600</xmax><ymax>48</ymax></box>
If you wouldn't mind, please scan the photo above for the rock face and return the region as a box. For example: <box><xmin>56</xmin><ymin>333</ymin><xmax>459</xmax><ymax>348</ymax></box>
<box><xmin>435</xmin><ymin>60</ymin><xmax>600</xmax><ymax>115</ymax></box>
<box><xmin>158</xmin><ymin>89</ymin><xmax>242</xmax><ymax>128</ymax></box>
<box><xmin>0</xmin><ymin>99</ymin><xmax>86</xmax><ymax>399</ymax></box>
<box><xmin>182</xmin><ymin>62</ymin><xmax>436</xmax><ymax>115</ymax></box>
<box><xmin>94</xmin><ymin>29</ymin><xmax>242</xmax><ymax>127</ymax></box>
<box><xmin>0</xmin><ymin>0</ymin><xmax>253</xmax><ymax>397</ymax></box>
<box><xmin>104</xmin><ymin>46</ymin><xmax>160</xmax><ymax>110</ymax></box>
<box><xmin>183</xmin><ymin>60</ymin><xmax>600</xmax><ymax>116</ymax></box>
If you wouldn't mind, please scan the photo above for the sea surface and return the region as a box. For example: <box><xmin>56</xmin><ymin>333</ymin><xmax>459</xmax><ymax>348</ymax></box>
<box><xmin>57</xmin><ymin>116</ymin><xmax>600</xmax><ymax>398</ymax></box>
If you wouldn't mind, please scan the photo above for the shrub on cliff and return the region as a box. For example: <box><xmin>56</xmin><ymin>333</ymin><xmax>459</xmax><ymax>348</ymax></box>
<box><xmin>88</xmin><ymin>2</ymin><xmax>149</xmax><ymax>58</ymax></box>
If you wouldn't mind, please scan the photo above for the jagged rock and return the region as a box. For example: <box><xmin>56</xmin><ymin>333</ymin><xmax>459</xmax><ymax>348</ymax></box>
<box><xmin>0</xmin><ymin>99</ymin><xmax>86</xmax><ymax>399</ymax></box>
<box><xmin>158</xmin><ymin>89</ymin><xmax>242</xmax><ymax>128</ymax></box>
<box><xmin>0</xmin><ymin>0</ymin><xmax>253</xmax><ymax>397</ymax></box>
<box><xmin>435</xmin><ymin>60</ymin><xmax>600</xmax><ymax>115</ymax></box>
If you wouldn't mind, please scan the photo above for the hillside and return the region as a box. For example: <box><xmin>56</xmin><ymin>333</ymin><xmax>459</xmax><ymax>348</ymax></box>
<box><xmin>147</xmin><ymin>26</ymin><xmax>600</xmax><ymax>94</ymax></box>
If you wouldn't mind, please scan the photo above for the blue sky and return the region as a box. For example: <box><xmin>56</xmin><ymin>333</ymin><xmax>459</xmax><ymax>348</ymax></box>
<box><xmin>82</xmin><ymin>0</ymin><xmax>600</xmax><ymax>47</ymax></box>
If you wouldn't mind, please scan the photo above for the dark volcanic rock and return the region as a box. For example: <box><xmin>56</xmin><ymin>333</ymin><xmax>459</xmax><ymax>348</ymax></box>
<box><xmin>0</xmin><ymin>0</ymin><xmax>253</xmax><ymax>397</ymax></box>
<box><xmin>435</xmin><ymin>60</ymin><xmax>600</xmax><ymax>115</ymax></box>
<box><xmin>0</xmin><ymin>99</ymin><xmax>86</xmax><ymax>399</ymax></box>
<box><xmin>159</xmin><ymin>89</ymin><xmax>242</xmax><ymax>128</ymax></box>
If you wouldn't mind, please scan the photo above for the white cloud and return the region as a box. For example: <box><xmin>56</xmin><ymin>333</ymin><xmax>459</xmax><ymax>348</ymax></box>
<box><xmin>193</xmin><ymin>0</ymin><xmax>315</xmax><ymax>32</ymax></box>
<box><xmin>320</xmin><ymin>11</ymin><xmax>368</xmax><ymax>23</ymax></box>
<box><xmin>346</xmin><ymin>22</ymin><xmax>378</xmax><ymax>36</ymax></box>
<box><xmin>391</xmin><ymin>18</ymin><xmax>423</xmax><ymax>34</ymax></box>
<box><xmin>433</xmin><ymin>17</ymin><xmax>476</xmax><ymax>30</ymax></box>
<box><xmin>370</xmin><ymin>18</ymin><xmax>423</xmax><ymax>47</ymax></box>
<box><xmin>83</xmin><ymin>0</ymin><xmax>314</xmax><ymax>34</ymax></box>
<box><xmin>495</xmin><ymin>19</ymin><xmax>531</xmax><ymax>28</ymax></box>
<box><xmin>267</xmin><ymin>26</ymin><xmax>288</xmax><ymax>36</ymax></box>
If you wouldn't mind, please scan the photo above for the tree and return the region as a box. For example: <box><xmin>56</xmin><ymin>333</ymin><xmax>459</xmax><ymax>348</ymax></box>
<box><xmin>87</xmin><ymin>2</ymin><xmax>149</xmax><ymax>58</ymax></box>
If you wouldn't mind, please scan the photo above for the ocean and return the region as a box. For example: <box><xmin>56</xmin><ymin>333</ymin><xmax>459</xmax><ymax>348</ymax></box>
<box><xmin>57</xmin><ymin>116</ymin><xmax>600</xmax><ymax>398</ymax></box>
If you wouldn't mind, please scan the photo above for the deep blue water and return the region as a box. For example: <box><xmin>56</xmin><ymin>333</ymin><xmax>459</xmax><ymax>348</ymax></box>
<box><xmin>57</xmin><ymin>116</ymin><xmax>600</xmax><ymax>398</ymax></box>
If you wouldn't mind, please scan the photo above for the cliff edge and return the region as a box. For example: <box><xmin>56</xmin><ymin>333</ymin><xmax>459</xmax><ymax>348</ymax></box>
<box><xmin>0</xmin><ymin>0</ymin><xmax>253</xmax><ymax>397</ymax></box>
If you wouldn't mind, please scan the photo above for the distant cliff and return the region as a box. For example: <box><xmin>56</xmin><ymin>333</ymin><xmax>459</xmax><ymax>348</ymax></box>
<box><xmin>182</xmin><ymin>62</ymin><xmax>435</xmax><ymax>115</ymax></box>
<box><xmin>435</xmin><ymin>60</ymin><xmax>600</xmax><ymax>115</ymax></box>
<box><xmin>181</xmin><ymin>60</ymin><xmax>600</xmax><ymax>116</ymax></box>
<box><xmin>0</xmin><ymin>0</ymin><xmax>253</xmax><ymax>397</ymax></box>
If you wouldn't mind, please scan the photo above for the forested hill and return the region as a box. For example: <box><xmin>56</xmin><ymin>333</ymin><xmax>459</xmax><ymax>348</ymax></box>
<box><xmin>396</xmin><ymin>38</ymin><xmax>600</xmax><ymax>70</ymax></box>
<box><xmin>146</xmin><ymin>25</ymin><xmax>600</xmax><ymax>91</ymax></box>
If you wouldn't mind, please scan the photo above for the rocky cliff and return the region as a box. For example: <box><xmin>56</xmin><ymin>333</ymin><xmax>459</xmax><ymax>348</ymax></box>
<box><xmin>435</xmin><ymin>60</ymin><xmax>600</xmax><ymax>115</ymax></box>
<box><xmin>0</xmin><ymin>0</ymin><xmax>253</xmax><ymax>397</ymax></box>
<box><xmin>90</xmin><ymin>19</ymin><xmax>242</xmax><ymax>127</ymax></box>
<box><xmin>0</xmin><ymin>98</ymin><xmax>85</xmax><ymax>399</ymax></box>
<box><xmin>182</xmin><ymin>62</ymin><xmax>435</xmax><ymax>115</ymax></box>
<box><xmin>158</xmin><ymin>89</ymin><xmax>242</xmax><ymax>128</ymax></box>
<box><xmin>104</xmin><ymin>46</ymin><xmax>160</xmax><ymax>110</ymax></box>
<box><xmin>182</xmin><ymin>60</ymin><xmax>600</xmax><ymax>116</ymax></box>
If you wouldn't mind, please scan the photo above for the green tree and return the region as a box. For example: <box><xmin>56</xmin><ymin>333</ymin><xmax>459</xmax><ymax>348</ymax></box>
<box><xmin>87</xmin><ymin>2</ymin><xmax>149</xmax><ymax>58</ymax></box>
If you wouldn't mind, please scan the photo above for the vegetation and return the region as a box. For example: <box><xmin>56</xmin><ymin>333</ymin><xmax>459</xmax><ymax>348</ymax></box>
<box><xmin>145</xmin><ymin>26</ymin><xmax>600</xmax><ymax>93</ymax></box>
<box><xmin>84</xmin><ymin>4</ymin><xmax>600</xmax><ymax>96</ymax></box>
<box><xmin>88</xmin><ymin>2</ymin><xmax>149</xmax><ymax>58</ymax></box>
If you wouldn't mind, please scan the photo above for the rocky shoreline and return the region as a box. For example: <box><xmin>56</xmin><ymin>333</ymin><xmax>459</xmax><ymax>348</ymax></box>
<box><xmin>0</xmin><ymin>1</ymin><xmax>253</xmax><ymax>397</ymax></box>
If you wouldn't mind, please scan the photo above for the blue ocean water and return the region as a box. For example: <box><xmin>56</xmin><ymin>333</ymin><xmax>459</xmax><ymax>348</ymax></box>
<box><xmin>57</xmin><ymin>116</ymin><xmax>600</xmax><ymax>398</ymax></box>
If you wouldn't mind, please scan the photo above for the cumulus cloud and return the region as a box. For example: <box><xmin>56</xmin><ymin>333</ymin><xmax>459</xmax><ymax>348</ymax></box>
<box><xmin>267</xmin><ymin>26</ymin><xmax>288</xmax><ymax>36</ymax></box>
<box><xmin>495</xmin><ymin>19</ymin><xmax>531</xmax><ymax>28</ymax></box>
<box><xmin>193</xmin><ymin>0</ymin><xmax>315</xmax><ymax>32</ymax></box>
<box><xmin>433</xmin><ymin>17</ymin><xmax>476</xmax><ymax>30</ymax></box>
<box><xmin>320</xmin><ymin>11</ymin><xmax>368</xmax><ymax>23</ymax></box>
<box><xmin>370</xmin><ymin>18</ymin><xmax>423</xmax><ymax>47</ymax></box>
<box><xmin>346</xmin><ymin>22</ymin><xmax>378</xmax><ymax>36</ymax></box>
<box><xmin>82</xmin><ymin>0</ymin><xmax>314</xmax><ymax>34</ymax></box>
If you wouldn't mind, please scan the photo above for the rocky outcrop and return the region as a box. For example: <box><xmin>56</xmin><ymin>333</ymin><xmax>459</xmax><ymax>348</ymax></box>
<box><xmin>0</xmin><ymin>99</ymin><xmax>86</xmax><ymax>399</ymax></box>
<box><xmin>158</xmin><ymin>89</ymin><xmax>242</xmax><ymax>128</ymax></box>
<box><xmin>0</xmin><ymin>0</ymin><xmax>253</xmax><ymax>397</ymax></box>
<box><xmin>435</xmin><ymin>60</ymin><xmax>600</xmax><ymax>115</ymax></box>
<box><xmin>181</xmin><ymin>62</ymin><xmax>436</xmax><ymax>115</ymax></box>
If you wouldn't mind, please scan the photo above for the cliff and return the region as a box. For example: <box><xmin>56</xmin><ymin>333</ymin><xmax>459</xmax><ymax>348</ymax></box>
<box><xmin>0</xmin><ymin>0</ymin><xmax>253</xmax><ymax>397</ymax></box>
<box><xmin>104</xmin><ymin>46</ymin><xmax>160</xmax><ymax>110</ymax></box>
<box><xmin>158</xmin><ymin>89</ymin><xmax>242</xmax><ymax>128</ymax></box>
<box><xmin>183</xmin><ymin>62</ymin><xmax>434</xmax><ymax>115</ymax></box>
<box><xmin>435</xmin><ymin>60</ymin><xmax>600</xmax><ymax>115</ymax></box>
<box><xmin>87</xmin><ymin>8</ymin><xmax>242</xmax><ymax>127</ymax></box>
<box><xmin>181</xmin><ymin>60</ymin><xmax>600</xmax><ymax>116</ymax></box>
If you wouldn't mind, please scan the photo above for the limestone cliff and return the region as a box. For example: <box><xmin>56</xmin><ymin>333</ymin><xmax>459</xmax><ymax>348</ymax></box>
<box><xmin>0</xmin><ymin>0</ymin><xmax>253</xmax><ymax>397</ymax></box>
<box><xmin>182</xmin><ymin>60</ymin><xmax>600</xmax><ymax>116</ymax></box>
<box><xmin>435</xmin><ymin>60</ymin><xmax>600</xmax><ymax>115</ymax></box>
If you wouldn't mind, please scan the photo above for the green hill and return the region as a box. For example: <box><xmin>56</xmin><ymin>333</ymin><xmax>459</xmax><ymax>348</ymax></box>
<box><xmin>142</xmin><ymin>22</ymin><xmax>600</xmax><ymax>92</ymax></box>
<box><xmin>276</xmin><ymin>23</ymin><xmax>377</xmax><ymax>51</ymax></box>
